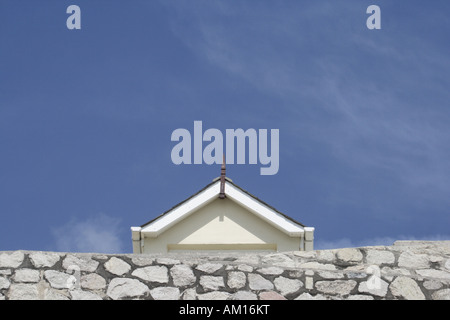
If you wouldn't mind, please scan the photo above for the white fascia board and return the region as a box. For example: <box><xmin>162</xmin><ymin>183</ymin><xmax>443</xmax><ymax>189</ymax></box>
<box><xmin>225</xmin><ymin>183</ymin><xmax>304</xmax><ymax>237</ymax></box>
<box><xmin>131</xmin><ymin>227</ymin><xmax>142</xmax><ymax>241</ymax></box>
<box><xmin>141</xmin><ymin>181</ymin><xmax>221</xmax><ymax>237</ymax></box>
<box><xmin>304</xmin><ymin>227</ymin><xmax>315</xmax><ymax>241</ymax></box>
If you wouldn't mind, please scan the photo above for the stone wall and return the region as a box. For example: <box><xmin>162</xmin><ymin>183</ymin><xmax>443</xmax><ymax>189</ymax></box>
<box><xmin>0</xmin><ymin>241</ymin><xmax>449</xmax><ymax>300</ymax></box>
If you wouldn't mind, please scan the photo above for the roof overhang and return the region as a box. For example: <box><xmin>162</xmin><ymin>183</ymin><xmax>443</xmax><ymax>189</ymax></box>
<box><xmin>225</xmin><ymin>182</ymin><xmax>304</xmax><ymax>237</ymax></box>
<box><xmin>140</xmin><ymin>181</ymin><xmax>221</xmax><ymax>238</ymax></box>
<box><xmin>135</xmin><ymin>179</ymin><xmax>307</xmax><ymax>238</ymax></box>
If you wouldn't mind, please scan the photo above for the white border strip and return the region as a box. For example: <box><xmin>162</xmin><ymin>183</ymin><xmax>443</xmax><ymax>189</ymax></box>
<box><xmin>225</xmin><ymin>183</ymin><xmax>304</xmax><ymax>237</ymax></box>
<box><xmin>141</xmin><ymin>181</ymin><xmax>221</xmax><ymax>237</ymax></box>
<box><xmin>139</xmin><ymin>180</ymin><xmax>304</xmax><ymax>238</ymax></box>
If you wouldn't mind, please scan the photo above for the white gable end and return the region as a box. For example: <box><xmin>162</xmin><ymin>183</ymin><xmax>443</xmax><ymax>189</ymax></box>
<box><xmin>140</xmin><ymin>180</ymin><xmax>304</xmax><ymax>238</ymax></box>
<box><xmin>225</xmin><ymin>183</ymin><xmax>304</xmax><ymax>237</ymax></box>
<box><xmin>141</xmin><ymin>181</ymin><xmax>221</xmax><ymax>237</ymax></box>
<box><xmin>132</xmin><ymin>178</ymin><xmax>314</xmax><ymax>253</ymax></box>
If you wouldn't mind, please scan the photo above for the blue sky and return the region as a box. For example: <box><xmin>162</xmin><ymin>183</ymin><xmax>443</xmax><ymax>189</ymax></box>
<box><xmin>1</xmin><ymin>1</ymin><xmax>449</xmax><ymax>253</ymax></box>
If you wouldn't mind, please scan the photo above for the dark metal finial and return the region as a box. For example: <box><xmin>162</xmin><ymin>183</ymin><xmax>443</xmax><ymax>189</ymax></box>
<box><xmin>219</xmin><ymin>154</ymin><xmax>226</xmax><ymax>199</ymax></box>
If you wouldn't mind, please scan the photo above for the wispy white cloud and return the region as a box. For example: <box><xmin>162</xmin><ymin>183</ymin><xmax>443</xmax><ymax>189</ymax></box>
<box><xmin>51</xmin><ymin>213</ymin><xmax>125</xmax><ymax>254</ymax></box>
<box><xmin>164</xmin><ymin>1</ymin><xmax>450</xmax><ymax>208</ymax></box>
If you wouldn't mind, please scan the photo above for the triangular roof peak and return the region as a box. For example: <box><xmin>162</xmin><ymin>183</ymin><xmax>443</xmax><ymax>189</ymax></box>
<box><xmin>212</xmin><ymin>176</ymin><xmax>233</xmax><ymax>182</ymax></box>
<box><xmin>139</xmin><ymin>177</ymin><xmax>307</xmax><ymax>238</ymax></box>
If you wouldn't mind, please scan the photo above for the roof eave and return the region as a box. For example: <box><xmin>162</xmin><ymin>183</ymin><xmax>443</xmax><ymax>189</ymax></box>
<box><xmin>137</xmin><ymin>177</ymin><xmax>309</xmax><ymax>238</ymax></box>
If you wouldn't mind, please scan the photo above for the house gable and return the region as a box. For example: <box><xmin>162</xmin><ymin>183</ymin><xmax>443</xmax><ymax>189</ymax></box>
<box><xmin>131</xmin><ymin>178</ymin><xmax>314</xmax><ymax>253</ymax></box>
<box><xmin>140</xmin><ymin>179</ymin><xmax>304</xmax><ymax>238</ymax></box>
<box><xmin>148</xmin><ymin>197</ymin><xmax>301</xmax><ymax>252</ymax></box>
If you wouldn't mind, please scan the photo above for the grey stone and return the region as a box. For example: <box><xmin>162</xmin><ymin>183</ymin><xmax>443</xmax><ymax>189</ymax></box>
<box><xmin>93</xmin><ymin>255</ymin><xmax>109</xmax><ymax>260</ymax></box>
<box><xmin>132</xmin><ymin>266</ymin><xmax>169</xmax><ymax>283</ymax></box>
<box><xmin>230</xmin><ymin>291</ymin><xmax>258</xmax><ymax>300</ymax></box>
<box><xmin>150</xmin><ymin>287</ymin><xmax>180</xmax><ymax>300</ymax></box>
<box><xmin>389</xmin><ymin>276</ymin><xmax>425</xmax><ymax>300</ymax></box>
<box><xmin>237</xmin><ymin>264</ymin><xmax>253</xmax><ymax>272</ymax></box>
<box><xmin>36</xmin><ymin>279</ymin><xmax>51</xmax><ymax>299</ymax></box>
<box><xmin>293</xmin><ymin>251</ymin><xmax>317</xmax><ymax>259</ymax></box>
<box><xmin>287</xmin><ymin>270</ymin><xmax>303</xmax><ymax>278</ymax></box>
<box><xmin>358</xmin><ymin>278</ymin><xmax>389</xmax><ymax>297</ymax></box>
<box><xmin>131</xmin><ymin>256</ymin><xmax>154</xmax><ymax>266</ymax></box>
<box><xmin>398</xmin><ymin>251</ymin><xmax>429</xmax><ymax>269</ymax></box>
<box><xmin>196</xmin><ymin>263</ymin><xmax>222</xmax><ymax>274</ymax></box>
<box><xmin>318</xmin><ymin>271</ymin><xmax>345</xmax><ymax>279</ymax></box>
<box><xmin>14</xmin><ymin>269</ymin><xmax>40</xmax><ymax>283</ymax></box>
<box><xmin>44</xmin><ymin>289</ymin><xmax>70</xmax><ymax>300</ymax></box>
<box><xmin>295</xmin><ymin>293</ymin><xmax>327</xmax><ymax>300</ymax></box>
<box><xmin>429</xmin><ymin>255</ymin><xmax>444</xmax><ymax>263</ymax></box>
<box><xmin>0</xmin><ymin>277</ymin><xmax>11</xmax><ymax>290</ymax></box>
<box><xmin>227</xmin><ymin>271</ymin><xmax>246</xmax><ymax>289</ymax></box>
<box><xmin>365</xmin><ymin>250</ymin><xmax>395</xmax><ymax>265</ymax></box>
<box><xmin>29</xmin><ymin>252</ymin><xmax>60</xmax><ymax>268</ymax></box>
<box><xmin>380</xmin><ymin>266</ymin><xmax>411</xmax><ymax>280</ymax></box>
<box><xmin>107</xmin><ymin>278</ymin><xmax>150</xmax><ymax>300</ymax></box>
<box><xmin>200</xmin><ymin>275</ymin><xmax>225</xmax><ymax>291</ymax></box>
<box><xmin>317</xmin><ymin>250</ymin><xmax>335</xmax><ymax>262</ymax></box>
<box><xmin>181</xmin><ymin>288</ymin><xmax>197</xmax><ymax>300</ymax></box>
<box><xmin>0</xmin><ymin>251</ymin><xmax>24</xmax><ymax>268</ymax></box>
<box><xmin>336</xmin><ymin>248</ymin><xmax>363</xmax><ymax>264</ymax></box>
<box><xmin>305</xmin><ymin>270</ymin><xmax>314</xmax><ymax>276</ymax></box>
<box><xmin>259</xmin><ymin>290</ymin><xmax>287</xmax><ymax>300</ymax></box>
<box><xmin>70</xmin><ymin>289</ymin><xmax>103</xmax><ymax>300</ymax></box>
<box><xmin>261</xmin><ymin>254</ymin><xmax>295</xmax><ymax>267</ymax></box>
<box><xmin>432</xmin><ymin>288</ymin><xmax>450</xmax><ymax>300</ymax></box>
<box><xmin>63</xmin><ymin>254</ymin><xmax>99</xmax><ymax>272</ymax></box>
<box><xmin>248</xmin><ymin>274</ymin><xmax>274</xmax><ymax>291</ymax></box>
<box><xmin>423</xmin><ymin>280</ymin><xmax>443</xmax><ymax>290</ymax></box>
<box><xmin>346</xmin><ymin>295</ymin><xmax>374</xmax><ymax>300</ymax></box>
<box><xmin>156</xmin><ymin>257</ymin><xmax>180</xmax><ymax>265</ymax></box>
<box><xmin>8</xmin><ymin>283</ymin><xmax>39</xmax><ymax>300</ymax></box>
<box><xmin>234</xmin><ymin>254</ymin><xmax>260</xmax><ymax>265</ymax></box>
<box><xmin>315</xmin><ymin>280</ymin><xmax>357</xmax><ymax>296</ymax></box>
<box><xmin>257</xmin><ymin>267</ymin><xmax>284</xmax><ymax>275</ymax></box>
<box><xmin>81</xmin><ymin>273</ymin><xmax>106</xmax><ymax>290</ymax></box>
<box><xmin>300</xmin><ymin>261</ymin><xmax>336</xmax><ymax>271</ymax></box>
<box><xmin>416</xmin><ymin>269</ymin><xmax>450</xmax><ymax>280</ymax></box>
<box><xmin>44</xmin><ymin>270</ymin><xmax>73</xmax><ymax>289</ymax></box>
<box><xmin>305</xmin><ymin>275</ymin><xmax>314</xmax><ymax>290</ymax></box>
<box><xmin>0</xmin><ymin>269</ymin><xmax>12</xmax><ymax>275</ymax></box>
<box><xmin>171</xmin><ymin>264</ymin><xmax>196</xmax><ymax>287</ymax></box>
<box><xmin>105</xmin><ymin>257</ymin><xmax>131</xmax><ymax>276</ymax></box>
<box><xmin>197</xmin><ymin>291</ymin><xmax>231</xmax><ymax>300</ymax></box>
<box><xmin>274</xmin><ymin>276</ymin><xmax>303</xmax><ymax>295</ymax></box>
<box><xmin>445</xmin><ymin>259</ymin><xmax>450</xmax><ymax>270</ymax></box>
